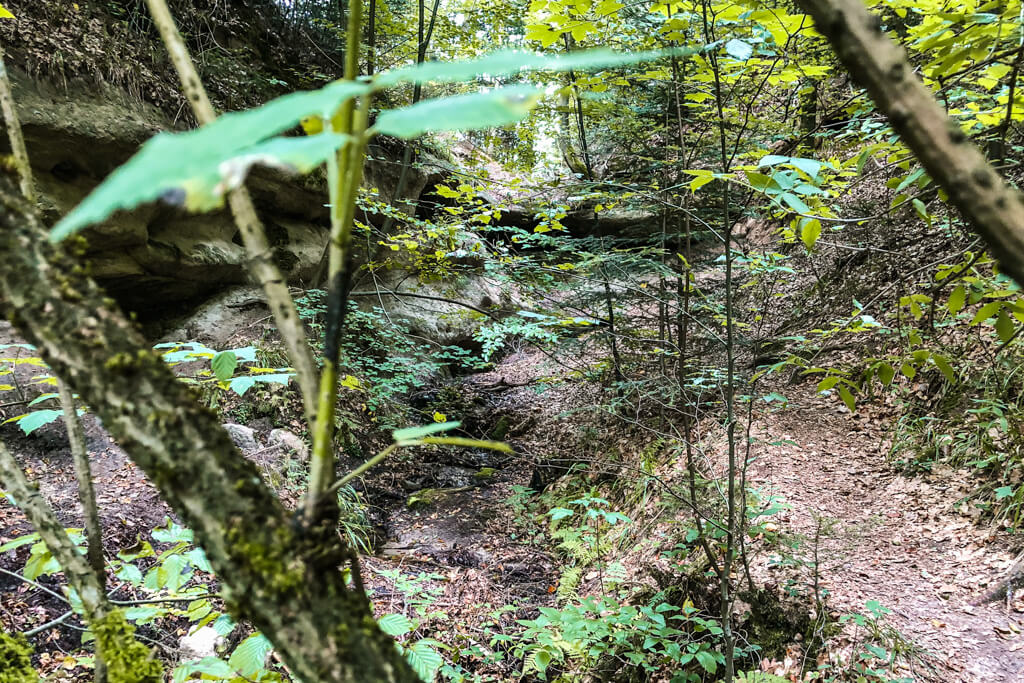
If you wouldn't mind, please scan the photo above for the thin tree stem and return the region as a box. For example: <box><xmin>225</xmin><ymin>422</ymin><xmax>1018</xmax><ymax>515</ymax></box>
<box><xmin>143</xmin><ymin>0</ymin><xmax>320</xmax><ymax>430</ymax></box>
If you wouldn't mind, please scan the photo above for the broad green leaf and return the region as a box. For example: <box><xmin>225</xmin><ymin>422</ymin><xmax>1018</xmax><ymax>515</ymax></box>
<box><xmin>816</xmin><ymin>376</ymin><xmax>839</xmax><ymax>392</ymax></box>
<box><xmin>375</xmin><ymin>47</ymin><xmax>701</xmax><ymax>87</ymax></box>
<box><xmin>876</xmin><ymin>362</ymin><xmax>896</xmax><ymax>386</ymax></box>
<box><xmin>393</xmin><ymin>421</ymin><xmax>461</xmax><ymax>442</ymax></box>
<box><xmin>800</xmin><ymin>218</ymin><xmax>822</xmax><ymax>251</ymax></box>
<box><xmin>947</xmin><ymin>285</ymin><xmax>966</xmax><ymax>314</ymax></box>
<box><xmin>759</xmin><ymin>155</ymin><xmax>826</xmax><ymax>179</ymax></box>
<box><xmin>533</xmin><ymin>648</ymin><xmax>552</xmax><ymax>673</ymax></box>
<box><xmin>995</xmin><ymin>486</ymin><xmax>1014</xmax><ymax>500</ymax></box>
<box><xmin>152</xmin><ymin>519</ymin><xmax>193</xmax><ymax>543</ymax></box>
<box><xmin>971</xmin><ymin>300</ymin><xmax>1003</xmax><ymax>324</ymax></box>
<box><xmin>780</xmin><ymin>192</ymin><xmax>811</xmax><ymax>214</ymax></box>
<box><xmin>406</xmin><ymin>640</ymin><xmax>443</xmax><ymax>682</ymax></box>
<box><xmin>548</xmin><ymin>507</ymin><xmax>574</xmax><ymax>521</ymax></box>
<box><xmin>173</xmin><ymin>657</ymin><xmax>234</xmax><ymax>682</ymax></box>
<box><xmin>900</xmin><ymin>362</ymin><xmax>916</xmax><ymax>380</ymax></box>
<box><xmin>211</xmin><ymin>351</ymin><xmax>238</xmax><ymax>382</ymax></box>
<box><xmin>996</xmin><ymin>309</ymin><xmax>1016</xmax><ymax>342</ymax></box>
<box><xmin>0</xmin><ymin>532</ymin><xmax>39</xmax><ymax>554</ymax></box>
<box><xmin>690</xmin><ymin>174</ymin><xmax>716</xmax><ymax>192</ymax></box>
<box><xmin>694</xmin><ymin>649</ymin><xmax>718</xmax><ymax>674</ymax></box>
<box><xmin>115</xmin><ymin>563</ymin><xmax>143</xmax><ymax>585</ymax></box>
<box><xmin>932</xmin><ymin>354</ymin><xmax>955</xmax><ymax>382</ymax></box>
<box><xmin>229</xmin><ymin>633</ymin><xmax>274</xmax><ymax>677</ymax></box>
<box><xmin>912</xmin><ymin>197</ymin><xmax>929</xmax><ymax>220</ymax></box>
<box><xmin>53</xmin><ymin>78</ymin><xmax>368</xmax><ymax>239</ymax></box>
<box><xmin>838</xmin><ymin>386</ymin><xmax>856</xmax><ymax>412</ymax></box>
<box><xmin>373</xmin><ymin>86</ymin><xmax>543</xmax><ymax>139</ymax></box>
<box><xmin>379</xmin><ymin>613</ymin><xmax>414</xmax><ymax>637</ymax></box>
<box><xmin>725</xmin><ymin>39</ymin><xmax>753</xmax><ymax>60</ymax></box>
<box><xmin>4</xmin><ymin>409</ymin><xmax>62</xmax><ymax>435</ymax></box>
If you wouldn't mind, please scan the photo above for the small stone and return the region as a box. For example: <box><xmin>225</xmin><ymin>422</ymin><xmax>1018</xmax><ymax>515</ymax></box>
<box><xmin>179</xmin><ymin>626</ymin><xmax>222</xmax><ymax>661</ymax></box>
<box><xmin>269</xmin><ymin>428</ymin><xmax>309</xmax><ymax>460</ymax></box>
<box><xmin>222</xmin><ymin>423</ymin><xmax>257</xmax><ymax>451</ymax></box>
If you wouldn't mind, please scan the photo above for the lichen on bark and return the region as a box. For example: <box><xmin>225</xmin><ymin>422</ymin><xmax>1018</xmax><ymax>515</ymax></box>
<box><xmin>92</xmin><ymin>611</ymin><xmax>163</xmax><ymax>683</ymax></box>
<box><xmin>0</xmin><ymin>169</ymin><xmax>417</xmax><ymax>682</ymax></box>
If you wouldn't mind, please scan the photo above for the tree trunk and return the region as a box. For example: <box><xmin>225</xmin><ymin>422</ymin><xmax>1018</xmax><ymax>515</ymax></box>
<box><xmin>0</xmin><ymin>172</ymin><xmax>417</xmax><ymax>683</ymax></box>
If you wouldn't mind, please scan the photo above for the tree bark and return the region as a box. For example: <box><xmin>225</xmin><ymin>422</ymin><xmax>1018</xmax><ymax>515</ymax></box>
<box><xmin>0</xmin><ymin>172</ymin><xmax>416</xmax><ymax>683</ymax></box>
<box><xmin>795</xmin><ymin>0</ymin><xmax>1024</xmax><ymax>287</ymax></box>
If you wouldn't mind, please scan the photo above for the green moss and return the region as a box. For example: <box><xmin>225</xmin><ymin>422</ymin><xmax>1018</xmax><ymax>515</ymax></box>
<box><xmin>0</xmin><ymin>631</ymin><xmax>36</xmax><ymax>683</ymax></box>
<box><xmin>491</xmin><ymin>415</ymin><xmax>511</xmax><ymax>440</ymax></box>
<box><xmin>92</xmin><ymin>610</ymin><xmax>163</xmax><ymax>683</ymax></box>
<box><xmin>474</xmin><ymin>467</ymin><xmax>497</xmax><ymax>480</ymax></box>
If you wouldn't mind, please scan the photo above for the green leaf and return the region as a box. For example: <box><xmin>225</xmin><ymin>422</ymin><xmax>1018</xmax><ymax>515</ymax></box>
<box><xmin>4</xmin><ymin>409</ymin><xmax>63</xmax><ymax>435</ymax></box>
<box><xmin>406</xmin><ymin>640</ymin><xmax>443</xmax><ymax>682</ymax></box>
<box><xmin>533</xmin><ymin>648</ymin><xmax>552</xmax><ymax>673</ymax></box>
<box><xmin>876</xmin><ymin>362</ymin><xmax>896</xmax><ymax>386</ymax></box>
<box><xmin>53</xmin><ymin>79</ymin><xmax>368</xmax><ymax>238</ymax></box>
<box><xmin>0</xmin><ymin>532</ymin><xmax>39</xmax><ymax>554</ymax></box>
<box><xmin>996</xmin><ymin>309</ymin><xmax>1016</xmax><ymax>342</ymax></box>
<box><xmin>900</xmin><ymin>362</ymin><xmax>916</xmax><ymax>380</ymax></box>
<box><xmin>838</xmin><ymin>386</ymin><xmax>856</xmax><ymax>412</ymax></box>
<box><xmin>694</xmin><ymin>649</ymin><xmax>717</xmax><ymax>674</ymax></box>
<box><xmin>393</xmin><ymin>421</ymin><xmax>461</xmax><ymax>442</ymax></box>
<box><xmin>173</xmin><ymin>657</ymin><xmax>235</xmax><ymax>681</ymax></box>
<box><xmin>690</xmin><ymin>173</ymin><xmax>716</xmax><ymax>192</ymax></box>
<box><xmin>725</xmin><ymin>39</ymin><xmax>753</xmax><ymax>60</ymax></box>
<box><xmin>800</xmin><ymin>218</ymin><xmax>822</xmax><ymax>251</ymax></box>
<box><xmin>548</xmin><ymin>507</ymin><xmax>574</xmax><ymax>521</ymax></box>
<box><xmin>229</xmin><ymin>633</ymin><xmax>274</xmax><ymax>677</ymax></box>
<box><xmin>759</xmin><ymin>154</ymin><xmax>825</xmax><ymax>178</ymax></box>
<box><xmin>912</xmin><ymin>197</ymin><xmax>929</xmax><ymax>220</ymax></box>
<box><xmin>211</xmin><ymin>351</ymin><xmax>238</xmax><ymax>382</ymax></box>
<box><xmin>931</xmin><ymin>354</ymin><xmax>955</xmax><ymax>383</ymax></box>
<box><xmin>971</xmin><ymin>300</ymin><xmax>1003</xmax><ymax>325</ymax></box>
<box><xmin>227</xmin><ymin>376</ymin><xmax>257</xmax><ymax>396</ymax></box>
<box><xmin>379</xmin><ymin>613</ymin><xmax>414</xmax><ymax>637</ymax></box>
<box><xmin>816</xmin><ymin>376</ymin><xmax>840</xmax><ymax>392</ymax></box>
<box><xmin>995</xmin><ymin>486</ymin><xmax>1014</xmax><ymax>500</ymax></box>
<box><xmin>375</xmin><ymin>47</ymin><xmax>700</xmax><ymax>87</ymax></box>
<box><xmin>780</xmin><ymin>192</ymin><xmax>811</xmax><ymax>214</ymax></box>
<box><xmin>373</xmin><ymin>86</ymin><xmax>543</xmax><ymax>139</ymax></box>
<box><xmin>947</xmin><ymin>285</ymin><xmax>966</xmax><ymax>314</ymax></box>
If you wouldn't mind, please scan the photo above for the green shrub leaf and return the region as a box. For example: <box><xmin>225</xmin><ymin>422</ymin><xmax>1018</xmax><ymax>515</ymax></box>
<box><xmin>379</xmin><ymin>614</ymin><xmax>413</xmax><ymax>637</ymax></box>
<box><xmin>210</xmin><ymin>351</ymin><xmax>238</xmax><ymax>382</ymax></box>
<box><xmin>52</xmin><ymin>80</ymin><xmax>368</xmax><ymax>239</ymax></box>
<box><xmin>373</xmin><ymin>86</ymin><xmax>543</xmax><ymax>139</ymax></box>
<box><xmin>228</xmin><ymin>633</ymin><xmax>273</xmax><ymax>677</ymax></box>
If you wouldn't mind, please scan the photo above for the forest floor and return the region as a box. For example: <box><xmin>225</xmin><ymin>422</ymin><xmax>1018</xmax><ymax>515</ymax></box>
<box><xmin>2</xmin><ymin>318</ymin><xmax>1024</xmax><ymax>681</ymax></box>
<box><xmin>743</xmin><ymin>381</ymin><xmax>1024</xmax><ymax>682</ymax></box>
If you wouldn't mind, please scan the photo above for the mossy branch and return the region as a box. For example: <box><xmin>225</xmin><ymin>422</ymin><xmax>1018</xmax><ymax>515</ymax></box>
<box><xmin>0</xmin><ymin>171</ymin><xmax>417</xmax><ymax>683</ymax></box>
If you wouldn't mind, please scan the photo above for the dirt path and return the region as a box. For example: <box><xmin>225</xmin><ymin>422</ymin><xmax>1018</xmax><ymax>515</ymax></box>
<box><xmin>748</xmin><ymin>384</ymin><xmax>1024</xmax><ymax>682</ymax></box>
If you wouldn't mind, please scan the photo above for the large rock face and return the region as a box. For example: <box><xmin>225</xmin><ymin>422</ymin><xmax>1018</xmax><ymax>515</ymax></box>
<box><xmin>9</xmin><ymin>71</ymin><xmax>442</xmax><ymax>316</ymax></box>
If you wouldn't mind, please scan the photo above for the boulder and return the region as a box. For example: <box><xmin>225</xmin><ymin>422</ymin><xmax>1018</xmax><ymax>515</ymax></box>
<box><xmin>222</xmin><ymin>423</ymin><xmax>258</xmax><ymax>451</ymax></box>
<box><xmin>269</xmin><ymin>428</ymin><xmax>309</xmax><ymax>460</ymax></box>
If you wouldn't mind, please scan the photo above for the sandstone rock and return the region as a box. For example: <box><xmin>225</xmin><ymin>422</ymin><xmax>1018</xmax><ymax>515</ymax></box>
<box><xmin>269</xmin><ymin>428</ymin><xmax>309</xmax><ymax>460</ymax></box>
<box><xmin>222</xmin><ymin>423</ymin><xmax>257</xmax><ymax>451</ymax></box>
